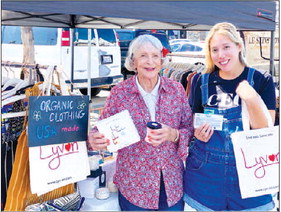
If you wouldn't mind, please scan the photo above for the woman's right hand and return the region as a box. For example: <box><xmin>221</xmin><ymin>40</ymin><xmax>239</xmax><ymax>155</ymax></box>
<box><xmin>88</xmin><ymin>131</ymin><xmax>110</xmax><ymax>150</ymax></box>
<box><xmin>194</xmin><ymin>123</ymin><xmax>213</xmax><ymax>142</ymax></box>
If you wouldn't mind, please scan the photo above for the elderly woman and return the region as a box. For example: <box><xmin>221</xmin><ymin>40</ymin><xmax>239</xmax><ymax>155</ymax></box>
<box><xmin>88</xmin><ymin>34</ymin><xmax>193</xmax><ymax>211</ymax></box>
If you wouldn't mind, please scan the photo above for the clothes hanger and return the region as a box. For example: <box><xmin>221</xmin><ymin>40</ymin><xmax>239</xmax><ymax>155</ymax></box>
<box><xmin>2</xmin><ymin>80</ymin><xmax>29</xmax><ymax>100</ymax></box>
<box><xmin>2</xmin><ymin>94</ymin><xmax>27</xmax><ymax>107</ymax></box>
<box><xmin>2</xmin><ymin>111</ymin><xmax>27</xmax><ymax>119</ymax></box>
<box><xmin>2</xmin><ymin>78</ymin><xmax>24</xmax><ymax>91</ymax></box>
<box><xmin>2</xmin><ymin>77</ymin><xmax>10</xmax><ymax>86</ymax></box>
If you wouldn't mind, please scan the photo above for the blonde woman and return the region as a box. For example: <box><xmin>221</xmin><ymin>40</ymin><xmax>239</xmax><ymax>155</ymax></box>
<box><xmin>184</xmin><ymin>22</ymin><xmax>276</xmax><ymax>211</ymax></box>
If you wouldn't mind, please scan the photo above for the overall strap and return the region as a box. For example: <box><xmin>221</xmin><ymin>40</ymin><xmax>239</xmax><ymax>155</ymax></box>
<box><xmin>247</xmin><ymin>67</ymin><xmax>255</xmax><ymax>87</ymax></box>
<box><xmin>201</xmin><ymin>73</ymin><xmax>210</xmax><ymax>105</ymax></box>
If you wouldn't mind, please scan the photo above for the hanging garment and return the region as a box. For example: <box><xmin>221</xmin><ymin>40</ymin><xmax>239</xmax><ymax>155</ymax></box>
<box><xmin>185</xmin><ymin>71</ymin><xmax>198</xmax><ymax>96</ymax></box>
<box><xmin>1</xmin><ymin>100</ymin><xmax>26</xmax><ymax>210</ymax></box>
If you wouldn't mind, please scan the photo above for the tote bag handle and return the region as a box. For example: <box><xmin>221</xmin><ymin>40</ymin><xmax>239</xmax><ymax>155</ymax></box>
<box><xmin>241</xmin><ymin>95</ymin><xmax>273</xmax><ymax>131</ymax></box>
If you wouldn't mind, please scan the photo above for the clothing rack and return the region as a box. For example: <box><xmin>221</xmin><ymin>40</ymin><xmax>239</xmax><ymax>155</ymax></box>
<box><xmin>2</xmin><ymin>61</ymin><xmax>49</xmax><ymax>85</ymax></box>
<box><xmin>2</xmin><ymin>62</ymin><xmax>48</xmax><ymax>118</ymax></box>
<box><xmin>1</xmin><ymin>61</ymin><xmax>49</xmax><ymax>69</ymax></box>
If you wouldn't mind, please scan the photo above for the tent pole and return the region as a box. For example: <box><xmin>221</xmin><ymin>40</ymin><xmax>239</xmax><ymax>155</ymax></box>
<box><xmin>269</xmin><ymin>31</ymin><xmax>275</xmax><ymax>76</ymax></box>
<box><xmin>70</xmin><ymin>27</ymin><xmax>74</xmax><ymax>92</ymax></box>
<box><xmin>87</xmin><ymin>29</ymin><xmax>92</xmax><ymax>100</ymax></box>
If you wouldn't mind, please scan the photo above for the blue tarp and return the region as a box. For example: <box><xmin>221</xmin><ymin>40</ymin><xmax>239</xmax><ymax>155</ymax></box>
<box><xmin>2</xmin><ymin>1</ymin><xmax>277</xmax><ymax>31</ymax></box>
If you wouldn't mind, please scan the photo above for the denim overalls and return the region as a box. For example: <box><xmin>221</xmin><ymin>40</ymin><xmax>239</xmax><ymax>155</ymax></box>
<box><xmin>184</xmin><ymin>68</ymin><xmax>274</xmax><ymax>211</ymax></box>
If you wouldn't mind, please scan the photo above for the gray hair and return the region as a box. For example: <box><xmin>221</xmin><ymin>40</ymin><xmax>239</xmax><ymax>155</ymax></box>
<box><xmin>124</xmin><ymin>34</ymin><xmax>168</xmax><ymax>72</ymax></box>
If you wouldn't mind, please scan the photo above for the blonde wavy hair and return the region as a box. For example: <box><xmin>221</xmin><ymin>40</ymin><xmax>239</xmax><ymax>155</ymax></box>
<box><xmin>204</xmin><ymin>22</ymin><xmax>247</xmax><ymax>73</ymax></box>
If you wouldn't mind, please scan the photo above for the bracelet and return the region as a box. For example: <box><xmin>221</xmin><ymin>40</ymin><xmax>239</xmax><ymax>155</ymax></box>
<box><xmin>174</xmin><ymin>129</ymin><xmax>179</xmax><ymax>142</ymax></box>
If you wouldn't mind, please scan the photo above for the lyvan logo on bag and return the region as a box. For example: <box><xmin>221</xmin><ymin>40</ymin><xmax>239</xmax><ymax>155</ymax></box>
<box><xmin>240</xmin><ymin>148</ymin><xmax>279</xmax><ymax>178</ymax></box>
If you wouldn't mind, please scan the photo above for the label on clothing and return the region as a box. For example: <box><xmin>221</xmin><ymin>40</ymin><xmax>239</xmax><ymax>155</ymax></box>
<box><xmin>194</xmin><ymin>113</ymin><xmax>224</xmax><ymax>131</ymax></box>
<box><xmin>204</xmin><ymin>108</ymin><xmax>215</xmax><ymax>114</ymax></box>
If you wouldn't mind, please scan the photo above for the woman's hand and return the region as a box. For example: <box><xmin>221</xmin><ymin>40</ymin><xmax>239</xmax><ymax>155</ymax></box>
<box><xmin>145</xmin><ymin>124</ymin><xmax>178</xmax><ymax>147</ymax></box>
<box><xmin>88</xmin><ymin>131</ymin><xmax>110</xmax><ymax>150</ymax></box>
<box><xmin>236</xmin><ymin>80</ymin><xmax>258</xmax><ymax>102</ymax></box>
<box><xmin>194</xmin><ymin>123</ymin><xmax>213</xmax><ymax>142</ymax></box>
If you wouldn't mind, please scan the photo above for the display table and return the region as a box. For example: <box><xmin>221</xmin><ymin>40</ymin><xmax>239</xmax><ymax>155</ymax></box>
<box><xmin>80</xmin><ymin>192</ymin><xmax>120</xmax><ymax>211</ymax></box>
<box><xmin>78</xmin><ymin>156</ymin><xmax>119</xmax><ymax>211</ymax></box>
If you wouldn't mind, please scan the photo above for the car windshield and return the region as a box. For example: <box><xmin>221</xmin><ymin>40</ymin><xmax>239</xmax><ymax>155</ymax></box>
<box><xmin>171</xmin><ymin>44</ymin><xmax>181</xmax><ymax>52</ymax></box>
<box><xmin>117</xmin><ymin>31</ymin><xmax>135</xmax><ymax>41</ymax></box>
<box><xmin>181</xmin><ymin>43</ymin><xmax>203</xmax><ymax>52</ymax></box>
<box><xmin>136</xmin><ymin>30</ymin><xmax>171</xmax><ymax>51</ymax></box>
<box><xmin>97</xmin><ymin>29</ymin><xmax>117</xmax><ymax>46</ymax></box>
<box><xmin>2</xmin><ymin>26</ymin><xmax>58</xmax><ymax>45</ymax></box>
<box><xmin>171</xmin><ymin>43</ymin><xmax>203</xmax><ymax>52</ymax></box>
<box><xmin>74</xmin><ymin>28</ymin><xmax>117</xmax><ymax>46</ymax></box>
<box><xmin>152</xmin><ymin>34</ymin><xmax>171</xmax><ymax>51</ymax></box>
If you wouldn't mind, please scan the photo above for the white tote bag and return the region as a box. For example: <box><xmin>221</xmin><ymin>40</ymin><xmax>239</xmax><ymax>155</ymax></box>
<box><xmin>231</xmin><ymin>96</ymin><xmax>279</xmax><ymax>199</ymax></box>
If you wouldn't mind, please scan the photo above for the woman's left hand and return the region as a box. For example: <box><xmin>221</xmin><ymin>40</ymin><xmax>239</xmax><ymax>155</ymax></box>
<box><xmin>145</xmin><ymin>124</ymin><xmax>178</xmax><ymax>147</ymax></box>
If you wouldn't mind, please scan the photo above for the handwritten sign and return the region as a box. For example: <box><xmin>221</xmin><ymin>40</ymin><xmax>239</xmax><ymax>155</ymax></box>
<box><xmin>231</xmin><ymin>126</ymin><xmax>279</xmax><ymax>199</ymax></box>
<box><xmin>95</xmin><ymin>110</ymin><xmax>140</xmax><ymax>152</ymax></box>
<box><xmin>29</xmin><ymin>141</ymin><xmax>90</xmax><ymax>195</ymax></box>
<box><xmin>28</xmin><ymin>96</ymin><xmax>89</xmax><ymax>147</ymax></box>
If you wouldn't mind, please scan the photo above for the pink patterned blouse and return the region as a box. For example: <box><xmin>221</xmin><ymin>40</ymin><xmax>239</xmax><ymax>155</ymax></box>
<box><xmin>94</xmin><ymin>75</ymin><xmax>193</xmax><ymax>209</ymax></box>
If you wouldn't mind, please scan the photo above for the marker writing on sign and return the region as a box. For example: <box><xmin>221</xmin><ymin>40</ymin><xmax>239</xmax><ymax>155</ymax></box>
<box><xmin>40</xmin><ymin>100</ymin><xmax>74</xmax><ymax>112</ymax></box>
<box><xmin>40</xmin><ymin>142</ymin><xmax>79</xmax><ymax>170</ymax></box>
<box><xmin>240</xmin><ymin>148</ymin><xmax>279</xmax><ymax>178</ymax></box>
<box><xmin>37</xmin><ymin>125</ymin><xmax>57</xmax><ymax>139</ymax></box>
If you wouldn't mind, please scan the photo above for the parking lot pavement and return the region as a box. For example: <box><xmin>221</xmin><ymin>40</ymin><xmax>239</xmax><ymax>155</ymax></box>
<box><xmin>88</xmin><ymin>89</ymin><xmax>109</xmax><ymax>127</ymax></box>
<box><xmin>90</xmin><ymin>89</ymin><xmax>110</xmax><ymax>109</ymax></box>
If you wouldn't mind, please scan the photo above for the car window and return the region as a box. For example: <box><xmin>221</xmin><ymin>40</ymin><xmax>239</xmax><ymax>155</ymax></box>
<box><xmin>181</xmin><ymin>43</ymin><xmax>202</xmax><ymax>52</ymax></box>
<box><xmin>33</xmin><ymin>27</ymin><xmax>57</xmax><ymax>45</ymax></box>
<box><xmin>74</xmin><ymin>28</ymin><xmax>96</xmax><ymax>45</ymax></box>
<box><xmin>117</xmin><ymin>31</ymin><xmax>135</xmax><ymax>41</ymax></box>
<box><xmin>2</xmin><ymin>26</ymin><xmax>22</xmax><ymax>44</ymax></box>
<box><xmin>152</xmin><ymin>34</ymin><xmax>171</xmax><ymax>51</ymax></box>
<box><xmin>97</xmin><ymin>29</ymin><xmax>116</xmax><ymax>46</ymax></box>
<box><xmin>2</xmin><ymin>26</ymin><xmax>57</xmax><ymax>45</ymax></box>
<box><xmin>171</xmin><ymin>44</ymin><xmax>181</xmax><ymax>52</ymax></box>
<box><xmin>194</xmin><ymin>45</ymin><xmax>203</xmax><ymax>51</ymax></box>
<box><xmin>136</xmin><ymin>30</ymin><xmax>171</xmax><ymax>51</ymax></box>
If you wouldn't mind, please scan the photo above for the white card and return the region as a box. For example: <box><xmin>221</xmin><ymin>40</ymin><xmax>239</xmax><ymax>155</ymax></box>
<box><xmin>194</xmin><ymin>113</ymin><xmax>224</xmax><ymax>131</ymax></box>
<box><xmin>95</xmin><ymin>110</ymin><xmax>140</xmax><ymax>152</ymax></box>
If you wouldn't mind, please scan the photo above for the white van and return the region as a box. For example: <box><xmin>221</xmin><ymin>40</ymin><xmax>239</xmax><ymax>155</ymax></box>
<box><xmin>1</xmin><ymin>26</ymin><xmax>122</xmax><ymax>96</ymax></box>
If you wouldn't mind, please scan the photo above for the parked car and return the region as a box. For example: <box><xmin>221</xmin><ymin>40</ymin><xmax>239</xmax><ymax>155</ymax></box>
<box><xmin>115</xmin><ymin>29</ymin><xmax>135</xmax><ymax>69</ymax></box>
<box><xmin>134</xmin><ymin>30</ymin><xmax>172</xmax><ymax>55</ymax></box>
<box><xmin>116</xmin><ymin>29</ymin><xmax>171</xmax><ymax>79</ymax></box>
<box><xmin>169</xmin><ymin>41</ymin><xmax>206</xmax><ymax>65</ymax></box>
<box><xmin>2</xmin><ymin>26</ymin><xmax>122</xmax><ymax>96</ymax></box>
<box><xmin>170</xmin><ymin>41</ymin><xmax>205</xmax><ymax>53</ymax></box>
<box><xmin>169</xmin><ymin>38</ymin><xmax>190</xmax><ymax>45</ymax></box>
